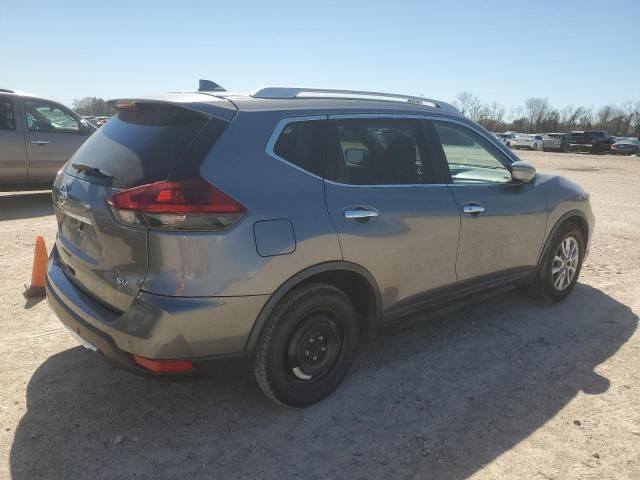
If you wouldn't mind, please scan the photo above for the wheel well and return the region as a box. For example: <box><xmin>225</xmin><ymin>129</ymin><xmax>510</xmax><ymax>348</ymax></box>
<box><xmin>299</xmin><ymin>270</ymin><xmax>378</xmax><ymax>339</ymax></box>
<box><xmin>564</xmin><ymin>215</ymin><xmax>589</xmax><ymax>245</ymax></box>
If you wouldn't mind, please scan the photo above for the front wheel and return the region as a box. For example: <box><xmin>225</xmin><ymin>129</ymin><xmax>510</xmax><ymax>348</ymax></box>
<box><xmin>253</xmin><ymin>283</ymin><xmax>358</xmax><ymax>407</ymax></box>
<box><xmin>526</xmin><ymin>222</ymin><xmax>585</xmax><ymax>302</ymax></box>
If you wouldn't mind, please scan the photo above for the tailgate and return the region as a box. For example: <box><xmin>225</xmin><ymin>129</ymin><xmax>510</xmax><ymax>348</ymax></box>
<box><xmin>52</xmin><ymin>98</ymin><xmax>232</xmax><ymax>312</ymax></box>
<box><xmin>53</xmin><ymin>173</ymin><xmax>147</xmax><ymax>312</ymax></box>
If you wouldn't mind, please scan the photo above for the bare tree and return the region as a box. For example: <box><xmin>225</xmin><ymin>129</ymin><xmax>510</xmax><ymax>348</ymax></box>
<box><xmin>453</xmin><ymin>91</ymin><xmax>482</xmax><ymax>117</ymax></box>
<box><xmin>489</xmin><ymin>102</ymin><xmax>505</xmax><ymax>124</ymax></box>
<box><xmin>450</xmin><ymin>93</ymin><xmax>638</xmax><ymax>136</ymax></box>
<box><xmin>478</xmin><ymin>102</ymin><xmax>506</xmax><ymax>132</ymax></box>
<box><xmin>72</xmin><ymin>97</ymin><xmax>115</xmax><ymax>116</ymax></box>
<box><xmin>596</xmin><ymin>105</ymin><xmax>616</xmax><ymax>127</ymax></box>
<box><xmin>468</xmin><ymin>100</ymin><xmax>488</xmax><ymax>123</ymax></box>
<box><xmin>524</xmin><ymin>97</ymin><xmax>551</xmax><ymax>132</ymax></box>
<box><xmin>578</xmin><ymin>109</ymin><xmax>593</xmax><ymax>130</ymax></box>
<box><xmin>634</xmin><ymin>101</ymin><xmax>640</xmax><ymax>137</ymax></box>
<box><xmin>620</xmin><ymin>101</ymin><xmax>638</xmax><ymax>136</ymax></box>
<box><xmin>560</xmin><ymin>105</ymin><xmax>586</xmax><ymax>131</ymax></box>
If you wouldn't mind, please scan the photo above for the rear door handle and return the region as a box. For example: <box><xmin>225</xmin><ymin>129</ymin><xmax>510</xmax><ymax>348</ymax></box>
<box><xmin>344</xmin><ymin>208</ymin><xmax>379</xmax><ymax>221</ymax></box>
<box><xmin>30</xmin><ymin>140</ymin><xmax>50</xmax><ymax>145</ymax></box>
<box><xmin>462</xmin><ymin>204</ymin><xmax>485</xmax><ymax>216</ymax></box>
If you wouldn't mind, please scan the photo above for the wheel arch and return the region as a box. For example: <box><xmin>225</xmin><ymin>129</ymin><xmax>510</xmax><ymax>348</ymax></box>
<box><xmin>245</xmin><ymin>261</ymin><xmax>382</xmax><ymax>352</ymax></box>
<box><xmin>537</xmin><ymin>210</ymin><xmax>590</xmax><ymax>267</ymax></box>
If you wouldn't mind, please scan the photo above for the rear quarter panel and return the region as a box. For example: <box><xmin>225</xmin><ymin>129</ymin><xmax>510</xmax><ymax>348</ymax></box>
<box><xmin>143</xmin><ymin>110</ymin><xmax>342</xmax><ymax>297</ymax></box>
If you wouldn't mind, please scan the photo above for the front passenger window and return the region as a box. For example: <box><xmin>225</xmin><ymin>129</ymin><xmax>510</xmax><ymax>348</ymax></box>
<box><xmin>25</xmin><ymin>100</ymin><xmax>79</xmax><ymax>133</ymax></box>
<box><xmin>433</xmin><ymin>122</ymin><xmax>512</xmax><ymax>184</ymax></box>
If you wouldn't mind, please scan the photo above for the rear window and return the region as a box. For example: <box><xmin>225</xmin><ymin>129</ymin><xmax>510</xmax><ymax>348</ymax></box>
<box><xmin>272</xmin><ymin>120</ymin><xmax>326</xmax><ymax>177</ymax></box>
<box><xmin>64</xmin><ymin>103</ymin><xmax>225</xmax><ymax>188</ymax></box>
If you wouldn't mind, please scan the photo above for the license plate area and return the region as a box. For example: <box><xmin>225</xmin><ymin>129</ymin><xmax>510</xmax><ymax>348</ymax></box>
<box><xmin>59</xmin><ymin>212</ymin><xmax>102</xmax><ymax>261</ymax></box>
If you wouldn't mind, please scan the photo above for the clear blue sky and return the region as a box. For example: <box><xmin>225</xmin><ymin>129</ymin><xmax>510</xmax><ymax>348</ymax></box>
<box><xmin>2</xmin><ymin>0</ymin><xmax>639</xmax><ymax>112</ymax></box>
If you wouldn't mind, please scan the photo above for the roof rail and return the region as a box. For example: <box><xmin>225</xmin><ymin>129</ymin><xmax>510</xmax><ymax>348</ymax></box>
<box><xmin>251</xmin><ymin>87</ymin><xmax>459</xmax><ymax>113</ymax></box>
<box><xmin>0</xmin><ymin>88</ymin><xmax>15</xmax><ymax>94</ymax></box>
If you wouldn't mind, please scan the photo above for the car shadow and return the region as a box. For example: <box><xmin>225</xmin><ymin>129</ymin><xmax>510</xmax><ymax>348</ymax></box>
<box><xmin>0</xmin><ymin>190</ymin><xmax>52</xmax><ymax>221</ymax></box>
<box><xmin>9</xmin><ymin>284</ymin><xmax>637</xmax><ymax>479</ymax></box>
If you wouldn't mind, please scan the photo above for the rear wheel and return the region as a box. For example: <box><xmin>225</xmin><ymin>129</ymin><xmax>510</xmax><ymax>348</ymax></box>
<box><xmin>526</xmin><ymin>222</ymin><xmax>585</xmax><ymax>302</ymax></box>
<box><xmin>253</xmin><ymin>283</ymin><xmax>358</xmax><ymax>407</ymax></box>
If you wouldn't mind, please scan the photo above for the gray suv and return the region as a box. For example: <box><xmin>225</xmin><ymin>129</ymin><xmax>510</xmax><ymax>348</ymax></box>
<box><xmin>0</xmin><ymin>89</ymin><xmax>95</xmax><ymax>185</ymax></box>
<box><xmin>46</xmin><ymin>86</ymin><xmax>594</xmax><ymax>406</ymax></box>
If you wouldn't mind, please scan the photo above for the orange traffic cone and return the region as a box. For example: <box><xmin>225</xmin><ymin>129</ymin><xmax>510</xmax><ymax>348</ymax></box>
<box><xmin>25</xmin><ymin>236</ymin><xmax>48</xmax><ymax>297</ymax></box>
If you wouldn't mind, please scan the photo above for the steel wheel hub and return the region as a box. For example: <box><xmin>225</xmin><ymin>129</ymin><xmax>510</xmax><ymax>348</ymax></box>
<box><xmin>287</xmin><ymin>313</ymin><xmax>342</xmax><ymax>381</ymax></box>
<box><xmin>552</xmin><ymin>236</ymin><xmax>579</xmax><ymax>291</ymax></box>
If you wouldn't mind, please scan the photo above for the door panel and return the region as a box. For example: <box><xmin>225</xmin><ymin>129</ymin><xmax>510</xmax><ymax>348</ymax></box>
<box><xmin>430</xmin><ymin>119</ymin><xmax>547</xmax><ymax>281</ymax></box>
<box><xmin>325</xmin><ymin>183</ymin><xmax>460</xmax><ymax>310</ymax></box>
<box><xmin>23</xmin><ymin>98</ymin><xmax>86</xmax><ymax>184</ymax></box>
<box><xmin>324</xmin><ymin>116</ymin><xmax>460</xmax><ymax>314</ymax></box>
<box><xmin>25</xmin><ymin>131</ymin><xmax>85</xmax><ymax>183</ymax></box>
<box><xmin>0</xmin><ymin>96</ymin><xmax>26</xmax><ymax>184</ymax></box>
<box><xmin>448</xmin><ymin>183</ymin><xmax>547</xmax><ymax>280</ymax></box>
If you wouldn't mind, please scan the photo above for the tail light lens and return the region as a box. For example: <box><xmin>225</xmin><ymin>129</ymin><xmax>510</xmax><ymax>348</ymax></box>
<box><xmin>107</xmin><ymin>178</ymin><xmax>246</xmax><ymax>231</ymax></box>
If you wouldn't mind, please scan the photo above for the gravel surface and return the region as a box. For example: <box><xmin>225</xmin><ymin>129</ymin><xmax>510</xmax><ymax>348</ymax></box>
<box><xmin>1</xmin><ymin>150</ymin><xmax>639</xmax><ymax>479</ymax></box>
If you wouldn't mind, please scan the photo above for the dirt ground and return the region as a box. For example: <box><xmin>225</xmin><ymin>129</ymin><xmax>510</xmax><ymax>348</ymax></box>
<box><xmin>1</xmin><ymin>150</ymin><xmax>639</xmax><ymax>480</ymax></box>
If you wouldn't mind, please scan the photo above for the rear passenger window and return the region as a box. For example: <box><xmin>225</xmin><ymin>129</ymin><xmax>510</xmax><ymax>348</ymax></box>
<box><xmin>0</xmin><ymin>97</ymin><xmax>15</xmax><ymax>130</ymax></box>
<box><xmin>272</xmin><ymin>120</ymin><xmax>325</xmax><ymax>177</ymax></box>
<box><xmin>326</xmin><ymin>118</ymin><xmax>434</xmax><ymax>185</ymax></box>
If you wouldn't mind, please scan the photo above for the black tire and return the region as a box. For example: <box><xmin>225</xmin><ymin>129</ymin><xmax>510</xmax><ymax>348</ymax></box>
<box><xmin>253</xmin><ymin>283</ymin><xmax>358</xmax><ymax>407</ymax></box>
<box><xmin>526</xmin><ymin>222</ymin><xmax>585</xmax><ymax>303</ymax></box>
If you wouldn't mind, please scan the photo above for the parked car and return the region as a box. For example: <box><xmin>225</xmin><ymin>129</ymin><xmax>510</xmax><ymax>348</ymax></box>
<box><xmin>46</xmin><ymin>85</ymin><xmax>594</xmax><ymax>406</ymax></box>
<box><xmin>91</xmin><ymin>116</ymin><xmax>111</xmax><ymax>128</ymax></box>
<box><xmin>512</xmin><ymin>134</ymin><xmax>544</xmax><ymax>150</ymax></box>
<box><xmin>569</xmin><ymin>131</ymin><xmax>614</xmax><ymax>153</ymax></box>
<box><xmin>0</xmin><ymin>89</ymin><xmax>95</xmax><ymax>185</ymax></box>
<box><xmin>610</xmin><ymin>139</ymin><xmax>640</xmax><ymax>155</ymax></box>
<box><xmin>494</xmin><ymin>132</ymin><xmax>516</xmax><ymax>147</ymax></box>
<box><xmin>543</xmin><ymin>133</ymin><xmax>571</xmax><ymax>152</ymax></box>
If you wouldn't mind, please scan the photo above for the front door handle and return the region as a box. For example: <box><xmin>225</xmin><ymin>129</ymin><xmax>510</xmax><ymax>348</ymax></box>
<box><xmin>462</xmin><ymin>204</ymin><xmax>485</xmax><ymax>216</ymax></box>
<box><xmin>344</xmin><ymin>208</ymin><xmax>379</xmax><ymax>221</ymax></box>
<box><xmin>30</xmin><ymin>140</ymin><xmax>50</xmax><ymax>146</ymax></box>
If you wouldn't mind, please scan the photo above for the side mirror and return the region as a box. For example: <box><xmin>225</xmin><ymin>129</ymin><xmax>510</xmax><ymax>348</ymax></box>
<box><xmin>79</xmin><ymin>119</ymin><xmax>92</xmax><ymax>135</ymax></box>
<box><xmin>511</xmin><ymin>160</ymin><xmax>536</xmax><ymax>183</ymax></box>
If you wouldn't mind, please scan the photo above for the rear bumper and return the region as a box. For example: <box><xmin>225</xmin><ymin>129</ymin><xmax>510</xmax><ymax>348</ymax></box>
<box><xmin>46</xmin><ymin>246</ymin><xmax>268</xmax><ymax>365</ymax></box>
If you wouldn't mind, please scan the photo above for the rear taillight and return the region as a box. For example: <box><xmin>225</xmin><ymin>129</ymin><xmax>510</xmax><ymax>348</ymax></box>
<box><xmin>107</xmin><ymin>178</ymin><xmax>246</xmax><ymax>231</ymax></box>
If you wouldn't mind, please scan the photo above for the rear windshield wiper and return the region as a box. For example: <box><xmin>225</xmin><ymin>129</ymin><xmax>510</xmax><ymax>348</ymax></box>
<box><xmin>71</xmin><ymin>162</ymin><xmax>113</xmax><ymax>179</ymax></box>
